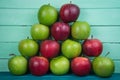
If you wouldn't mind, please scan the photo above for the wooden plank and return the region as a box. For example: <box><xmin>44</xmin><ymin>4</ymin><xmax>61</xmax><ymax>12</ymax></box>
<box><xmin>100</xmin><ymin>43</ymin><xmax>120</xmax><ymax>60</ymax></box>
<box><xmin>0</xmin><ymin>59</ymin><xmax>120</xmax><ymax>73</ymax></box>
<box><xmin>0</xmin><ymin>26</ymin><xmax>120</xmax><ymax>42</ymax></box>
<box><xmin>0</xmin><ymin>26</ymin><xmax>31</xmax><ymax>42</ymax></box>
<box><xmin>90</xmin><ymin>26</ymin><xmax>120</xmax><ymax>42</ymax></box>
<box><xmin>0</xmin><ymin>42</ymin><xmax>120</xmax><ymax>59</ymax></box>
<box><xmin>0</xmin><ymin>73</ymin><xmax>120</xmax><ymax>80</ymax></box>
<box><xmin>0</xmin><ymin>9</ymin><xmax>38</xmax><ymax>25</ymax></box>
<box><xmin>0</xmin><ymin>9</ymin><xmax>120</xmax><ymax>25</ymax></box>
<box><xmin>0</xmin><ymin>42</ymin><xmax>20</xmax><ymax>58</ymax></box>
<box><xmin>0</xmin><ymin>0</ymin><xmax>120</xmax><ymax>9</ymax></box>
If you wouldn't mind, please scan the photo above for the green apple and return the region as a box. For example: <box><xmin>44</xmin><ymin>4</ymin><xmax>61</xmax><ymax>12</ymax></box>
<box><xmin>61</xmin><ymin>39</ymin><xmax>82</xmax><ymax>59</ymax></box>
<box><xmin>38</xmin><ymin>4</ymin><xmax>58</xmax><ymax>26</ymax></box>
<box><xmin>8</xmin><ymin>55</ymin><xmax>27</xmax><ymax>75</ymax></box>
<box><xmin>92</xmin><ymin>57</ymin><xmax>115</xmax><ymax>77</ymax></box>
<box><xmin>71</xmin><ymin>21</ymin><xmax>91</xmax><ymax>40</ymax></box>
<box><xmin>18</xmin><ymin>38</ymin><xmax>38</xmax><ymax>57</ymax></box>
<box><xmin>30</xmin><ymin>24</ymin><xmax>49</xmax><ymax>40</ymax></box>
<box><xmin>50</xmin><ymin>56</ymin><xmax>70</xmax><ymax>75</ymax></box>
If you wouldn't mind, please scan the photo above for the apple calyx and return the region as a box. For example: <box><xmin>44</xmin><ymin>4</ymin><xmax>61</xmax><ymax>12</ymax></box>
<box><xmin>105</xmin><ymin>52</ymin><xmax>110</xmax><ymax>57</ymax></box>
<box><xmin>9</xmin><ymin>53</ymin><xmax>16</xmax><ymax>57</ymax></box>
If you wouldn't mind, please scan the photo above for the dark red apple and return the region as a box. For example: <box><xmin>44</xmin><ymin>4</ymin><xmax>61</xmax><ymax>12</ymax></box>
<box><xmin>82</xmin><ymin>38</ymin><xmax>103</xmax><ymax>57</ymax></box>
<box><xmin>60</xmin><ymin>3</ymin><xmax>80</xmax><ymax>23</ymax></box>
<box><xmin>71</xmin><ymin>57</ymin><xmax>91</xmax><ymax>76</ymax></box>
<box><xmin>29</xmin><ymin>56</ymin><xmax>49</xmax><ymax>76</ymax></box>
<box><xmin>51</xmin><ymin>22</ymin><xmax>70</xmax><ymax>41</ymax></box>
<box><xmin>40</xmin><ymin>40</ymin><xmax>60</xmax><ymax>59</ymax></box>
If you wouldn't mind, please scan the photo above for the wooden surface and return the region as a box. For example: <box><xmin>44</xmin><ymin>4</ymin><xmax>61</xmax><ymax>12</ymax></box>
<box><xmin>0</xmin><ymin>0</ymin><xmax>120</xmax><ymax>74</ymax></box>
<box><xmin>0</xmin><ymin>72</ymin><xmax>120</xmax><ymax>80</ymax></box>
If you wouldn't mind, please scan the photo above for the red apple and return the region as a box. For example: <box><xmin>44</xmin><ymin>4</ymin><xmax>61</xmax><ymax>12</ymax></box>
<box><xmin>82</xmin><ymin>38</ymin><xmax>103</xmax><ymax>57</ymax></box>
<box><xmin>29</xmin><ymin>56</ymin><xmax>49</xmax><ymax>76</ymax></box>
<box><xmin>71</xmin><ymin>57</ymin><xmax>91</xmax><ymax>76</ymax></box>
<box><xmin>60</xmin><ymin>3</ymin><xmax>80</xmax><ymax>23</ymax></box>
<box><xmin>51</xmin><ymin>22</ymin><xmax>70</xmax><ymax>41</ymax></box>
<box><xmin>40</xmin><ymin>40</ymin><xmax>60</xmax><ymax>59</ymax></box>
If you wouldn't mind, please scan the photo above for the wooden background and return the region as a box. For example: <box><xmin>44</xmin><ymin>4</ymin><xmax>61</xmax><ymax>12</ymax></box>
<box><xmin>0</xmin><ymin>0</ymin><xmax>120</xmax><ymax>73</ymax></box>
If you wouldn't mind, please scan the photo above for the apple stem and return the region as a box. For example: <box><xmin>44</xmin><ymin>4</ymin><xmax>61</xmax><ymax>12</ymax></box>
<box><xmin>91</xmin><ymin>35</ymin><xmax>93</xmax><ymax>39</ymax></box>
<box><xmin>70</xmin><ymin>1</ymin><xmax>72</xmax><ymax>4</ymax></box>
<box><xmin>105</xmin><ymin>52</ymin><xmax>110</xmax><ymax>57</ymax></box>
<box><xmin>48</xmin><ymin>3</ymin><xmax>50</xmax><ymax>6</ymax></box>
<box><xmin>27</xmin><ymin>36</ymin><xmax>29</xmax><ymax>39</ymax></box>
<box><xmin>9</xmin><ymin>53</ymin><xmax>16</xmax><ymax>57</ymax></box>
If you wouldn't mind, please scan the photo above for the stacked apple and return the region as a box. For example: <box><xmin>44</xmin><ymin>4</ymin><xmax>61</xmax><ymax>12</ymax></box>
<box><xmin>8</xmin><ymin>2</ymin><xmax>115</xmax><ymax>78</ymax></box>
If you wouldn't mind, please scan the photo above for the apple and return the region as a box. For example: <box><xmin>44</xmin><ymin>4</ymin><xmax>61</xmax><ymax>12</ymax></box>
<box><xmin>51</xmin><ymin>22</ymin><xmax>70</xmax><ymax>41</ymax></box>
<box><xmin>30</xmin><ymin>24</ymin><xmax>49</xmax><ymax>40</ymax></box>
<box><xmin>71</xmin><ymin>57</ymin><xmax>91</xmax><ymax>76</ymax></box>
<box><xmin>38</xmin><ymin>4</ymin><xmax>58</xmax><ymax>26</ymax></box>
<box><xmin>29</xmin><ymin>56</ymin><xmax>49</xmax><ymax>76</ymax></box>
<box><xmin>50</xmin><ymin>56</ymin><xmax>70</xmax><ymax>75</ymax></box>
<box><xmin>92</xmin><ymin>56</ymin><xmax>115</xmax><ymax>77</ymax></box>
<box><xmin>60</xmin><ymin>3</ymin><xmax>80</xmax><ymax>23</ymax></box>
<box><xmin>61</xmin><ymin>39</ymin><xmax>82</xmax><ymax>59</ymax></box>
<box><xmin>71</xmin><ymin>21</ymin><xmax>91</xmax><ymax>40</ymax></box>
<box><xmin>82</xmin><ymin>38</ymin><xmax>103</xmax><ymax>57</ymax></box>
<box><xmin>40</xmin><ymin>40</ymin><xmax>60</xmax><ymax>59</ymax></box>
<box><xmin>18</xmin><ymin>38</ymin><xmax>38</xmax><ymax>57</ymax></box>
<box><xmin>8</xmin><ymin>55</ymin><xmax>27</xmax><ymax>75</ymax></box>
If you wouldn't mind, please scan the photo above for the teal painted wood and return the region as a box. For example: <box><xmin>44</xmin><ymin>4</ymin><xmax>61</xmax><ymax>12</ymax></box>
<box><xmin>0</xmin><ymin>42</ymin><xmax>19</xmax><ymax>58</ymax></box>
<box><xmin>0</xmin><ymin>59</ymin><xmax>120</xmax><ymax>73</ymax></box>
<box><xmin>0</xmin><ymin>9</ymin><xmax>120</xmax><ymax>25</ymax></box>
<box><xmin>0</xmin><ymin>0</ymin><xmax>120</xmax><ymax>73</ymax></box>
<box><xmin>0</xmin><ymin>26</ymin><xmax>120</xmax><ymax>42</ymax></box>
<box><xmin>0</xmin><ymin>72</ymin><xmax>120</xmax><ymax>80</ymax></box>
<box><xmin>0</xmin><ymin>0</ymin><xmax>120</xmax><ymax>9</ymax></box>
<box><xmin>0</xmin><ymin>26</ymin><xmax>31</xmax><ymax>42</ymax></box>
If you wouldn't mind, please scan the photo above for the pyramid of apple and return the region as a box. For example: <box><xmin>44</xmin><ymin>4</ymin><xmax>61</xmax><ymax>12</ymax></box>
<box><xmin>8</xmin><ymin>3</ymin><xmax>115</xmax><ymax>78</ymax></box>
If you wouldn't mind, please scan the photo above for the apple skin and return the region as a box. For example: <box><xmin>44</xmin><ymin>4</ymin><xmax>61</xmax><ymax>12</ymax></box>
<box><xmin>92</xmin><ymin>57</ymin><xmax>115</xmax><ymax>77</ymax></box>
<box><xmin>51</xmin><ymin>22</ymin><xmax>70</xmax><ymax>41</ymax></box>
<box><xmin>31</xmin><ymin>24</ymin><xmax>49</xmax><ymax>40</ymax></box>
<box><xmin>8</xmin><ymin>55</ymin><xmax>27</xmax><ymax>75</ymax></box>
<box><xmin>40</xmin><ymin>40</ymin><xmax>60</xmax><ymax>59</ymax></box>
<box><xmin>71</xmin><ymin>21</ymin><xmax>91</xmax><ymax>40</ymax></box>
<box><xmin>38</xmin><ymin>4</ymin><xmax>58</xmax><ymax>26</ymax></box>
<box><xmin>50</xmin><ymin>56</ymin><xmax>70</xmax><ymax>75</ymax></box>
<box><xmin>60</xmin><ymin>3</ymin><xmax>80</xmax><ymax>23</ymax></box>
<box><xmin>18</xmin><ymin>38</ymin><xmax>38</xmax><ymax>57</ymax></box>
<box><xmin>29</xmin><ymin>56</ymin><xmax>49</xmax><ymax>76</ymax></box>
<box><xmin>71</xmin><ymin>57</ymin><xmax>91</xmax><ymax>76</ymax></box>
<box><xmin>82</xmin><ymin>39</ymin><xmax>103</xmax><ymax>57</ymax></box>
<box><xmin>61</xmin><ymin>39</ymin><xmax>82</xmax><ymax>59</ymax></box>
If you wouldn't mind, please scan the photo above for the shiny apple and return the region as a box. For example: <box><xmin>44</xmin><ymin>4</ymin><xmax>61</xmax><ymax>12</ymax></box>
<box><xmin>60</xmin><ymin>3</ymin><xmax>80</xmax><ymax>23</ymax></box>
<box><xmin>38</xmin><ymin>4</ymin><xmax>58</xmax><ymax>26</ymax></box>
<box><xmin>30</xmin><ymin>24</ymin><xmax>49</xmax><ymax>40</ymax></box>
<box><xmin>92</xmin><ymin>56</ymin><xmax>115</xmax><ymax>77</ymax></box>
<box><xmin>40</xmin><ymin>40</ymin><xmax>60</xmax><ymax>59</ymax></box>
<box><xmin>61</xmin><ymin>39</ymin><xmax>82</xmax><ymax>59</ymax></box>
<box><xmin>71</xmin><ymin>21</ymin><xmax>91</xmax><ymax>40</ymax></box>
<box><xmin>82</xmin><ymin>38</ymin><xmax>103</xmax><ymax>57</ymax></box>
<box><xmin>8</xmin><ymin>55</ymin><xmax>27</xmax><ymax>75</ymax></box>
<box><xmin>18</xmin><ymin>38</ymin><xmax>38</xmax><ymax>57</ymax></box>
<box><xmin>50</xmin><ymin>56</ymin><xmax>70</xmax><ymax>75</ymax></box>
<box><xmin>51</xmin><ymin>22</ymin><xmax>70</xmax><ymax>41</ymax></box>
<box><xmin>29</xmin><ymin>56</ymin><xmax>49</xmax><ymax>76</ymax></box>
<box><xmin>71</xmin><ymin>57</ymin><xmax>91</xmax><ymax>76</ymax></box>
